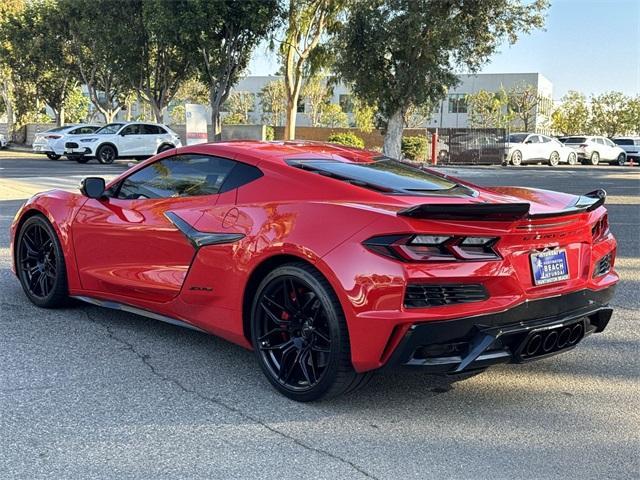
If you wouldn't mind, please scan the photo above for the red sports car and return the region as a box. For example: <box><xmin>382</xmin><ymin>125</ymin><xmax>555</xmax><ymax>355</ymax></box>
<box><xmin>10</xmin><ymin>141</ymin><xmax>618</xmax><ymax>401</ymax></box>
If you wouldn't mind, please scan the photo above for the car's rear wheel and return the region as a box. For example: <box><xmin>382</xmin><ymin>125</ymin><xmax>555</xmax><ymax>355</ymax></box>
<box><xmin>589</xmin><ymin>151</ymin><xmax>600</xmax><ymax>166</ymax></box>
<box><xmin>548</xmin><ymin>151</ymin><xmax>560</xmax><ymax>167</ymax></box>
<box><xmin>96</xmin><ymin>145</ymin><xmax>116</xmax><ymax>164</ymax></box>
<box><xmin>567</xmin><ymin>152</ymin><xmax>578</xmax><ymax>166</ymax></box>
<box><xmin>157</xmin><ymin>143</ymin><xmax>174</xmax><ymax>154</ymax></box>
<box><xmin>46</xmin><ymin>153</ymin><xmax>61</xmax><ymax>161</ymax></box>
<box><xmin>251</xmin><ymin>263</ymin><xmax>372</xmax><ymax>401</ymax></box>
<box><xmin>510</xmin><ymin>150</ymin><xmax>522</xmax><ymax>166</ymax></box>
<box><xmin>616</xmin><ymin>153</ymin><xmax>626</xmax><ymax>166</ymax></box>
<box><xmin>16</xmin><ymin>215</ymin><xmax>68</xmax><ymax>308</ymax></box>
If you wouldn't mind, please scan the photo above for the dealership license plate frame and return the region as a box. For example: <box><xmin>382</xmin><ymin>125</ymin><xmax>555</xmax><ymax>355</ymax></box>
<box><xmin>530</xmin><ymin>248</ymin><xmax>570</xmax><ymax>285</ymax></box>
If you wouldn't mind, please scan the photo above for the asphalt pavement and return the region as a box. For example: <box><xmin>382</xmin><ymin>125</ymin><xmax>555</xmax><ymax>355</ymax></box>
<box><xmin>1</xmin><ymin>154</ymin><xmax>638</xmax><ymax>480</ymax></box>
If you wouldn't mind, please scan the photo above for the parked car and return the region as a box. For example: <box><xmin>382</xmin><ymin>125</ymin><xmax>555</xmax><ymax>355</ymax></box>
<box><xmin>0</xmin><ymin>133</ymin><xmax>7</xmax><ymax>149</ymax></box>
<box><xmin>612</xmin><ymin>137</ymin><xmax>640</xmax><ymax>164</ymax></box>
<box><xmin>506</xmin><ymin>133</ymin><xmax>578</xmax><ymax>166</ymax></box>
<box><xmin>65</xmin><ymin>121</ymin><xmax>182</xmax><ymax>164</ymax></box>
<box><xmin>563</xmin><ymin>136</ymin><xmax>626</xmax><ymax>166</ymax></box>
<box><xmin>10</xmin><ymin>141</ymin><xmax>618</xmax><ymax>401</ymax></box>
<box><xmin>33</xmin><ymin>124</ymin><xmax>101</xmax><ymax>160</ymax></box>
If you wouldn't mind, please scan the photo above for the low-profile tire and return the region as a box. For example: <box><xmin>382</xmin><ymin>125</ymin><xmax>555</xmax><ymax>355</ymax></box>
<box><xmin>250</xmin><ymin>262</ymin><xmax>370</xmax><ymax>402</ymax></box>
<box><xmin>157</xmin><ymin>143</ymin><xmax>174</xmax><ymax>154</ymax></box>
<box><xmin>548</xmin><ymin>151</ymin><xmax>560</xmax><ymax>167</ymax></box>
<box><xmin>46</xmin><ymin>153</ymin><xmax>61</xmax><ymax>161</ymax></box>
<box><xmin>96</xmin><ymin>144</ymin><xmax>117</xmax><ymax>164</ymax></box>
<box><xmin>616</xmin><ymin>153</ymin><xmax>626</xmax><ymax>166</ymax></box>
<box><xmin>15</xmin><ymin>214</ymin><xmax>69</xmax><ymax>308</ymax></box>
<box><xmin>589</xmin><ymin>151</ymin><xmax>600</xmax><ymax>166</ymax></box>
<box><xmin>567</xmin><ymin>152</ymin><xmax>578</xmax><ymax>166</ymax></box>
<box><xmin>510</xmin><ymin>150</ymin><xmax>523</xmax><ymax>166</ymax></box>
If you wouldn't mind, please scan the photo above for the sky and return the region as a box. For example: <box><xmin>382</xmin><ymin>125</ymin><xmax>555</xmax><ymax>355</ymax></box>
<box><xmin>247</xmin><ymin>0</ymin><xmax>640</xmax><ymax>100</ymax></box>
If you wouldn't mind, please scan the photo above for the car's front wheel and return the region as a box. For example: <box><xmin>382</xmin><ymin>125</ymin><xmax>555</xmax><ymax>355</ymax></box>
<box><xmin>16</xmin><ymin>215</ymin><xmax>69</xmax><ymax>308</ymax></box>
<box><xmin>567</xmin><ymin>152</ymin><xmax>578</xmax><ymax>166</ymax></box>
<box><xmin>251</xmin><ymin>263</ymin><xmax>372</xmax><ymax>401</ymax></box>
<box><xmin>96</xmin><ymin>145</ymin><xmax>117</xmax><ymax>164</ymax></box>
<box><xmin>46</xmin><ymin>153</ymin><xmax>61</xmax><ymax>161</ymax></box>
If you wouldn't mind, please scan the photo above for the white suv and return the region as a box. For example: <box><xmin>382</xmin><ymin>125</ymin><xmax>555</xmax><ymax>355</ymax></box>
<box><xmin>563</xmin><ymin>136</ymin><xmax>626</xmax><ymax>166</ymax></box>
<box><xmin>613</xmin><ymin>137</ymin><xmax>639</xmax><ymax>164</ymax></box>
<box><xmin>65</xmin><ymin>122</ymin><xmax>183</xmax><ymax>164</ymax></box>
<box><xmin>506</xmin><ymin>132</ymin><xmax>578</xmax><ymax>166</ymax></box>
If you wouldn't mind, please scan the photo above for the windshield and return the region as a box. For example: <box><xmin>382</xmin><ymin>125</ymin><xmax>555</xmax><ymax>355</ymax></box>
<box><xmin>564</xmin><ymin>137</ymin><xmax>587</xmax><ymax>144</ymax></box>
<box><xmin>508</xmin><ymin>134</ymin><xmax>528</xmax><ymax>143</ymax></box>
<box><xmin>288</xmin><ymin>157</ymin><xmax>466</xmax><ymax>195</ymax></box>
<box><xmin>95</xmin><ymin>123</ymin><xmax>124</xmax><ymax>134</ymax></box>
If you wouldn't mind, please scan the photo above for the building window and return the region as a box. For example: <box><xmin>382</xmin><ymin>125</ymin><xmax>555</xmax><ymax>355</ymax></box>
<box><xmin>339</xmin><ymin>94</ymin><xmax>353</xmax><ymax>113</ymax></box>
<box><xmin>297</xmin><ymin>98</ymin><xmax>305</xmax><ymax>113</ymax></box>
<box><xmin>447</xmin><ymin>94</ymin><xmax>467</xmax><ymax>114</ymax></box>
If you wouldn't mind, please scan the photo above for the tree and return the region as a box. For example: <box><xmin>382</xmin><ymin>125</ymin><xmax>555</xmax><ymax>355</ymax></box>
<box><xmin>226</xmin><ymin>92</ymin><xmax>255</xmax><ymax>124</ymax></box>
<box><xmin>507</xmin><ymin>82</ymin><xmax>542</xmax><ymax>131</ymax></box>
<box><xmin>466</xmin><ymin>88</ymin><xmax>513</xmax><ymax>129</ymax></box>
<box><xmin>302</xmin><ymin>75</ymin><xmax>331</xmax><ymax>127</ymax></box>
<box><xmin>63</xmin><ymin>86</ymin><xmax>90</xmax><ymax>123</ymax></box>
<box><xmin>625</xmin><ymin>96</ymin><xmax>640</xmax><ymax>135</ymax></box>
<box><xmin>0</xmin><ymin>0</ymin><xmax>25</xmax><ymax>134</ymax></box>
<box><xmin>109</xmin><ymin>0</ymin><xmax>196</xmax><ymax>123</ymax></box>
<box><xmin>183</xmin><ymin>0</ymin><xmax>279</xmax><ymax>140</ymax></box>
<box><xmin>589</xmin><ymin>91</ymin><xmax>633</xmax><ymax>137</ymax></box>
<box><xmin>319</xmin><ymin>103</ymin><xmax>348</xmax><ymax>127</ymax></box>
<box><xmin>403</xmin><ymin>102</ymin><xmax>436</xmax><ymax>128</ymax></box>
<box><xmin>335</xmin><ymin>0</ymin><xmax>548</xmax><ymax>158</ymax></box>
<box><xmin>169</xmin><ymin>77</ymin><xmax>210</xmax><ymax>124</ymax></box>
<box><xmin>0</xmin><ymin>0</ymin><xmax>78</xmax><ymax>126</ymax></box>
<box><xmin>551</xmin><ymin>90</ymin><xmax>590</xmax><ymax>135</ymax></box>
<box><xmin>59</xmin><ymin>0</ymin><xmax>134</xmax><ymax>123</ymax></box>
<box><xmin>352</xmin><ymin>96</ymin><xmax>377</xmax><ymax>133</ymax></box>
<box><xmin>259</xmin><ymin>80</ymin><xmax>288</xmax><ymax>126</ymax></box>
<box><xmin>280</xmin><ymin>0</ymin><xmax>344</xmax><ymax>139</ymax></box>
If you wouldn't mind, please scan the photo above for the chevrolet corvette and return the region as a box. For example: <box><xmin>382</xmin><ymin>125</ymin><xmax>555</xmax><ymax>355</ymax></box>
<box><xmin>10</xmin><ymin>141</ymin><xmax>618</xmax><ymax>401</ymax></box>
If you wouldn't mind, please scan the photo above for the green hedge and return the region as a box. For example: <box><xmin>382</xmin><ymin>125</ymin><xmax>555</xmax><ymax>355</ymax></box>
<box><xmin>401</xmin><ymin>136</ymin><xmax>428</xmax><ymax>161</ymax></box>
<box><xmin>327</xmin><ymin>132</ymin><xmax>365</xmax><ymax>149</ymax></box>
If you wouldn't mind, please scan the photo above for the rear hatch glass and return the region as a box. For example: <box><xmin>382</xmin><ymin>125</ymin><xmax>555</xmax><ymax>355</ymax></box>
<box><xmin>288</xmin><ymin>157</ymin><xmax>474</xmax><ymax>196</ymax></box>
<box><xmin>564</xmin><ymin>137</ymin><xmax>587</xmax><ymax>144</ymax></box>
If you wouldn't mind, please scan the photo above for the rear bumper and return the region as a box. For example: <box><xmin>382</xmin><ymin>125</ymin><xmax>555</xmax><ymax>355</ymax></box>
<box><xmin>385</xmin><ymin>286</ymin><xmax>615</xmax><ymax>374</ymax></box>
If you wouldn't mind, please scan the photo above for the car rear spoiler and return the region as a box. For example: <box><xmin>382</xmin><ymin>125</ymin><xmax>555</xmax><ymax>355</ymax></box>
<box><xmin>397</xmin><ymin>189</ymin><xmax>606</xmax><ymax>221</ymax></box>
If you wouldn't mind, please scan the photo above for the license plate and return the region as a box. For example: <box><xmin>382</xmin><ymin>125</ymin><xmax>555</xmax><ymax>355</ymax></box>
<box><xmin>530</xmin><ymin>249</ymin><xmax>569</xmax><ymax>285</ymax></box>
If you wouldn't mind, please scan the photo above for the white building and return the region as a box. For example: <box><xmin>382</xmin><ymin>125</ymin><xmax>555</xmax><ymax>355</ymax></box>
<box><xmin>229</xmin><ymin>72</ymin><xmax>554</xmax><ymax>132</ymax></box>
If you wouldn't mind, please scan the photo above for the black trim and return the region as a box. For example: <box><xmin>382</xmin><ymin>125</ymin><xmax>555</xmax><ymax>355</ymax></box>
<box><xmin>164</xmin><ymin>211</ymin><xmax>245</xmax><ymax>249</ymax></box>
<box><xmin>386</xmin><ymin>286</ymin><xmax>615</xmax><ymax>373</ymax></box>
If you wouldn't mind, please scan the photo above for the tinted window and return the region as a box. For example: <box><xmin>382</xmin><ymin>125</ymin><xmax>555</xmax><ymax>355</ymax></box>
<box><xmin>508</xmin><ymin>134</ymin><xmax>528</xmax><ymax>143</ymax></box>
<box><xmin>527</xmin><ymin>136</ymin><xmax>540</xmax><ymax>144</ymax></box>
<box><xmin>288</xmin><ymin>158</ymin><xmax>461</xmax><ymax>194</ymax></box>
<box><xmin>564</xmin><ymin>137</ymin><xmax>586</xmax><ymax>144</ymax></box>
<box><xmin>116</xmin><ymin>155</ymin><xmax>237</xmax><ymax>200</ymax></box>
<box><xmin>122</xmin><ymin>124</ymin><xmax>141</xmax><ymax>135</ymax></box>
<box><xmin>96</xmin><ymin>123</ymin><xmax>124</xmax><ymax>134</ymax></box>
<box><xmin>614</xmin><ymin>139</ymin><xmax>634</xmax><ymax>146</ymax></box>
<box><xmin>141</xmin><ymin>124</ymin><xmax>160</xmax><ymax>134</ymax></box>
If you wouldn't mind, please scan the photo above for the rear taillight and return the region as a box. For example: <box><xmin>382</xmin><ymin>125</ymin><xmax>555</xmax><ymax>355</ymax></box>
<box><xmin>591</xmin><ymin>214</ymin><xmax>610</xmax><ymax>242</ymax></box>
<box><xmin>363</xmin><ymin>234</ymin><xmax>501</xmax><ymax>262</ymax></box>
<box><xmin>45</xmin><ymin>135</ymin><xmax>62</xmax><ymax>139</ymax></box>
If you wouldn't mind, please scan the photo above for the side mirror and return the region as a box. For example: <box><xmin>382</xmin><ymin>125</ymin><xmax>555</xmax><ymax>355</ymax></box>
<box><xmin>80</xmin><ymin>177</ymin><xmax>106</xmax><ymax>199</ymax></box>
<box><xmin>119</xmin><ymin>131</ymin><xmax>127</xmax><ymax>136</ymax></box>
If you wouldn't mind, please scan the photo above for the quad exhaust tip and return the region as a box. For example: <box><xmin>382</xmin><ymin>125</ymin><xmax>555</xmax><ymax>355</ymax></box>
<box><xmin>523</xmin><ymin>322</ymin><xmax>584</xmax><ymax>358</ymax></box>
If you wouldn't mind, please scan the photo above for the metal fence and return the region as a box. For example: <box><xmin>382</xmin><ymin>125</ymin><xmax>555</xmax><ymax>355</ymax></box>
<box><xmin>426</xmin><ymin>128</ymin><xmax>507</xmax><ymax>165</ymax></box>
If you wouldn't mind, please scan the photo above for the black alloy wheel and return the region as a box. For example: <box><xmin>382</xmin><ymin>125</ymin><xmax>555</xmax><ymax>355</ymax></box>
<box><xmin>251</xmin><ymin>263</ymin><xmax>372</xmax><ymax>401</ymax></box>
<box><xmin>97</xmin><ymin>145</ymin><xmax>116</xmax><ymax>164</ymax></box>
<box><xmin>16</xmin><ymin>215</ymin><xmax>68</xmax><ymax>308</ymax></box>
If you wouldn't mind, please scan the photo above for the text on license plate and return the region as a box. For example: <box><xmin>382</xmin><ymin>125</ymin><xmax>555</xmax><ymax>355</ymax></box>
<box><xmin>530</xmin><ymin>249</ymin><xmax>569</xmax><ymax>285</ymax></box>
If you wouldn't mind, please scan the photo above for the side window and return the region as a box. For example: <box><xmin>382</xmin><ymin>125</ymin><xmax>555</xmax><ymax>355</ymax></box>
<box><xmin>540</xmin><ymin>135</ymin><xmax>551</xmax><ymax>143</ymax></box>
<box><xmin>72</xmin><ymin>126</ymin><xmax>98</xmax><ymax>135</ymax></box>
<box><xmin>605</xmin><ymin>138</ymin><xmax>615</xmax><ymax>147</ymax></box>
<box><xmin>527</xmin><ymin>135</ymin><xmax>540</xmax><ymax>144</ymax></box>
<box><xmin>122</xmin><ymin>124</ymin><xmax>140</xmax><ymax>135</ymax></box>
<box><xmin>115</xmin><ymin>154</ymin><xmax>239</xmax><ymax>200</ymax></box>
<box><xmin>141</xmin><ymin>124</ymin><xmax>161</xmax><ymax>135</ymax></box>
<box><xmin>595</xmin><ymin>138</ymin><xmax>605</xmax><ymax>145</ymax></box>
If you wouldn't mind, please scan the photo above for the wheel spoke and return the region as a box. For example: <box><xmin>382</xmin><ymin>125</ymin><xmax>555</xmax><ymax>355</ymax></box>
<box><xmin>263</xmin><ymin>295</ymin><xmax>286</xmax><ymax>313</ymax></box>
<box><xmin>278</xmin><ymin>347</ymin><xmax>300</xmax><ymax>384</ymax></box>
<box><xmin>313</xmin><ymin>329</ymin><xmax>330</xmax><ymax>344</ymax></box>
<box><xmin>259</xmin><ymin>338</ymin><xmax>293</xmax><ymax>352</ymax></box>
<box><xmin>298</xmin><ymin>350</ymin><xmax>313</xmax><ymax>385</ymax></box>
<box><xmin>260</xmin><ymin>301</ymin><xmax>288</xmax><ymax>325</ymax></box>
<box><xmin>258</xmin><ymin>327</ymin><xmax>287</xmax><ymax>342</ymax></box>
